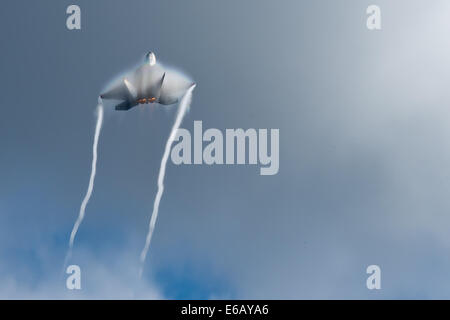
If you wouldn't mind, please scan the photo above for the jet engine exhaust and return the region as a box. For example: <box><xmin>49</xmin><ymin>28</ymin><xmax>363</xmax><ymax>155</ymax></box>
<box><xmin>139</xmin><ymin>84</ymin><xmax>196</xmax><ymax>278</ymax></box>
<box><xmin>65</xmin><ymin>97</ymin><xmax>104</xmax><ymax>266</ymax></box>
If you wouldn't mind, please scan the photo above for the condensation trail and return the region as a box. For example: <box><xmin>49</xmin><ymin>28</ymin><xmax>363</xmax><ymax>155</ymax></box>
<box><xmin>65</xmin><ymin>98</ymin><xmax>104</xmax><ymax>265</ymax></box>
<box><xmin>139</xmin><ymin>84</ymin><xmax>196</xmax><ymax>278</ymax></box>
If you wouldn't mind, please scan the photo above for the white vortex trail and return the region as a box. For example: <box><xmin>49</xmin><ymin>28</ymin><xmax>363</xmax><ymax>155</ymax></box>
<box><xmin>139</xmin><ymin>84</ymin><xmax>196</xmax><ymax>278</ymax></box>
<box><xmin>66</xmin><ymin>99</ymin><xmax>104</xmax><ymax>265</ymax></box>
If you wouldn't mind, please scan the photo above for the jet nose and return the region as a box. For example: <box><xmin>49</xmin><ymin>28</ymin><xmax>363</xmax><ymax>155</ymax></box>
<box><xmin>145</xmin><ymin>51</ymin><xmax>156</xmax><ymax>66</ymax></box>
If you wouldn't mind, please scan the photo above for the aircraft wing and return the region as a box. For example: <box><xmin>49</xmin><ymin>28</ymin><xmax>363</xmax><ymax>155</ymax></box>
<box><xmin>101</xmin><ymin>77</ymin><xmax>138</xmax><ymax>101</ymax></box>
<box><xmin>114</xmin><ymin>100</ymin><xmax>137</xmax><ymax>111</ymax></box>
<box><xmin>100</xmin><ymin>81</ymin><xmax>128</xmax><ymax>100</ymax></box>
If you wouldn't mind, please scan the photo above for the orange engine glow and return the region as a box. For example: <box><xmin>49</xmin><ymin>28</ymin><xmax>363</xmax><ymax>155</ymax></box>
<box><xmin>137</xmin><ymin>97</ymin><xmax>156</xmax><ymax>104</ymax></box>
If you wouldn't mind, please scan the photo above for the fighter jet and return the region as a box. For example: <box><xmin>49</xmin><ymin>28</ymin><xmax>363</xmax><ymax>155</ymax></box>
<box><xmin>100</xmin><ymin>52</ymin><xmax>194</xmax><ymax>110</ymax></box>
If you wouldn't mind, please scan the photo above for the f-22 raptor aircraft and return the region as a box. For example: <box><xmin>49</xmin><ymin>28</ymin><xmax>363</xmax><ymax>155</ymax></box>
<box><xmin>100</xmin><ymin>52</ymin><xmax>194</xmax><ymax>111</ymax></box>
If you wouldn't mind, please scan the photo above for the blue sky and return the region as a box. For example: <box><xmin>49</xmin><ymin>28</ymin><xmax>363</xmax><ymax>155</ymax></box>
<box><xmin>2</xmin><ymin>0</ymin><xmax>450</xmax><ymax>299</ymax></box>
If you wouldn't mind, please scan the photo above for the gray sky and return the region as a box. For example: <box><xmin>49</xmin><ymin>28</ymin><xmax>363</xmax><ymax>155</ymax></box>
<box><xmin>1</xmin><ymin>0</ymin><xmax>450</xmax><ymax>299</ymax></box>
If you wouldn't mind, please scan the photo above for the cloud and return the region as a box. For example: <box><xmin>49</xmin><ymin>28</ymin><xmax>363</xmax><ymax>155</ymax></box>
<box><xmin>0</xmin><ymin>224</ymin><xmax>163</xmax><ymax>299</ymax></box>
